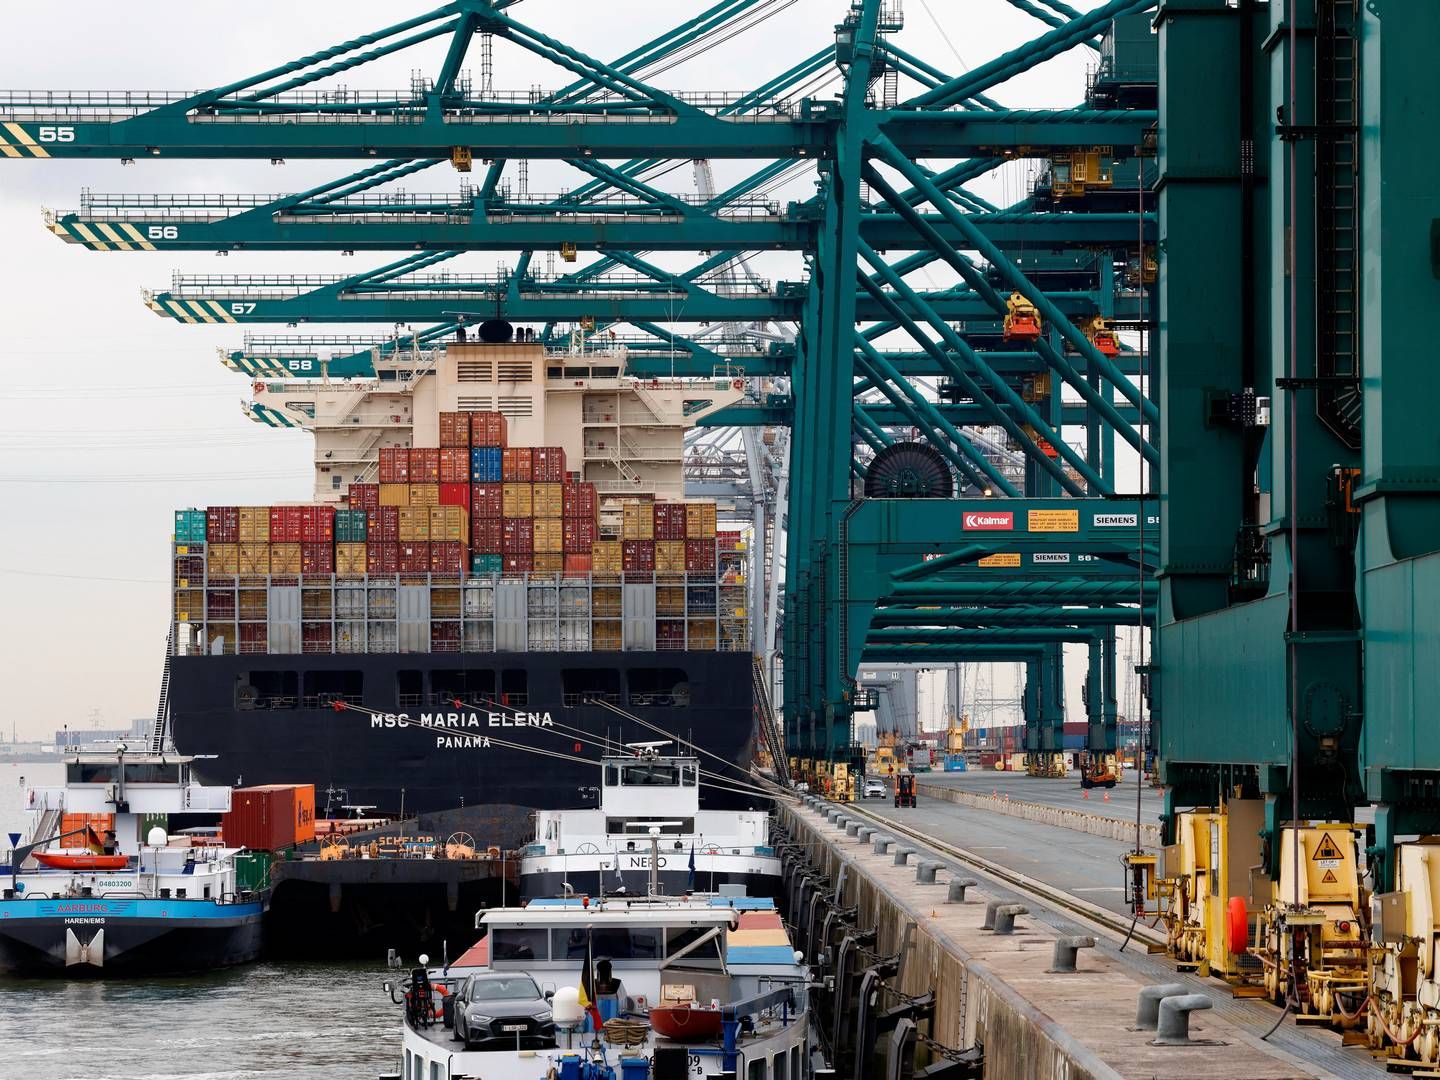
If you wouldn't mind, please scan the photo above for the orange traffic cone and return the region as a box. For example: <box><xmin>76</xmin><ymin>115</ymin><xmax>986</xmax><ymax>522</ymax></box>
<box><xmin>1102</xmin><ymin>791</ymin><xmax>1111</xmax><ymax>802</ymax></box>
<box><xmin>1082</xmin><ymin>790</ymin><xmax>1089</xmax><ymax>800</ymax></box>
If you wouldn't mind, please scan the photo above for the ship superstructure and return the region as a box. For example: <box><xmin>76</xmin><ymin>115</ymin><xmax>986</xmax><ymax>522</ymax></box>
<box><xmin>238</xmin><ymin>335</ymin><xmax>745</xmax><ymax>506</ymax></box>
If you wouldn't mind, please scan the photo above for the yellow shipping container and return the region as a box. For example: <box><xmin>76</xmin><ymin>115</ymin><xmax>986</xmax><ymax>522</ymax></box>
<box><xmin>656</xmin><ymin>540</ymin><xmax>686</xmax><ymax>574</ymax></box>
<box><xmin>533</xmin><ymin>553</ymin><xmax>564</xmax><ymax>574</ymax></box>
<box><xmin>534</xmin><ymin>518</ymin><xmax>564</xmax><ymax>554</ymax></box>
<box><xmin>686</xmin><ymin>502</ymin><xmax>717</xmax><ymax>539</ymax></box>
<box><xmin>688</xmin><ymin>619</ymin><xmax>717</xmax><ymax>650</ymax></box>
<box><xmin>429</xmin><ymin>505</ymin><xmax>469</xmax><ymax>544</ymax></box>
<box><xmin>622</xmin><ymin>501</ymin><xmax>654</xmax><ymax>540</ymax></box>
<box><xmin>532</xmin><ymin>482</ymin><xmax>564</xmax><ymax>518</ymax></box>
<box><xmin>208</xmin><ymin>543</ymin><xmax>240</xmax><ymax>577</ymax></box>
<box><xmin>398</xmin><ymin>507</ymin><xmax>432</xmax><ymax>541</ymax></box>
<box><xmin>238</xmin><ymin>542</ymin><xmax>270</xmax><ymax>576</ymax></box>
<box><xmin>270</xmin><ymin>543</ymin><xmax>302</xmax><ymax>575</ymax></box>
<box><xmin>657</xmin><ymin>585</ymin><xmax>685</xmax><ymax>616</ymax></box>
<box><xmin>502</xmin><ymin>483</ymin><xmax>534</xmax><ymax>518</ymax></box>
<box><xmin>409</xmin><ymin>483</ymin><xmax>440</xmax><ymax>508</ymax></box>
<box><xmin>379</xmin><ymin>483</ymin><xmax>410</xmax><ymax>507</ymax></box>
<box><xmin>174</xmin><ymin>589</ymin><xmax>203</xmax><ymax>621</ymax></box>
<box><xmin>238</xmin><ymin>506</ymin><xmax>271</xmax><ymax>543</ymax></box>
<box><xmin>336</xmin><ymin>542</ymin><xmax>368</xmax><ymax>577</ymax></box>
<box><xmin>592</xmin><ymin>540</ymin><xmax>624</xmax><ymax>573</ymax></box>
<box><xmin>593</xmin><ymin>620</ymin><xmax>622</xmax><ymax>650</ymax></box>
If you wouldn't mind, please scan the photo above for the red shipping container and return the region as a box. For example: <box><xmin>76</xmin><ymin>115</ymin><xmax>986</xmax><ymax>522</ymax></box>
<box><xmin>367</xmin><ymin>542</ymin><xmax>399</xmax><ymax>575</ymax></box>
<box><xmin>503</xmin><ymin>554</ymin><xmax>533</xmax><ymax>574</ymax></box>
<box><xmin>563</xmin><ymin>518</ymin><xmax>595</xmax><ymax>553</ymax></box>
<box><xmin>439</xmin><ymin>411</ymin><xmax>471</xmax><ymax>449</ymax></box>
<box><xmin>439</xmin><ymin>447</ymin><xmax>470</xmax><ymax>484</ymax></box>
<box><xmin>411</xmin><ymin>448</ymin><xmax>440</xmax><ymax>484</ymax></box>
<box><xmin>439</xmin><ymin>482</ymin><xmax>471</xmax><ymax>509</ymax></box>
<box><xmin>399</xmin><ymin>543</ymin><xmax>430</xmax><ymax>574</ymax></box>
<box><xmin>431</xmin><ymin>622</ymin><xmax>462</xmax><ymax>653</ymax></box>
<box><xmin>717</xmin><ymin>529</ymin><xmax>742</xmax><ymax>552</ymax></box>
<box><xmin>207</xmin><ymin>506</ymin><xmax>239</xmax><ymax>543</ymax></box>
<box><xmin>471</xmin><ymin>483</ymin><xmax>504</xmax><ymax>518</ymax></box>
<box><xmin>302</xmin><ymin>622</ymin><xmax>332</xmax><ymax>653</ymax></box>
<box><xmin>562</xmin><ymin>482</ymin><xmax>597</xmax><ymax>520</ymax></box>
<box><xmin>684</xmin><ymin>538</ymin><xmax>717</xmax><ymax>574</ymax></box>
<box><xmin>471</xmin><ymin>517</ymin><xmax>503</xmax><ymax>554</ymax></box>
<box><xmin>654</xmin><ymin>503</ymin><xmax>687</xmax><ymax>541</ymax></box>
<box><xmin>430</xmin><ymin>541</ymin><xmax>466</xmax><ymax>575</ymax></box>
<box><xmin>222</xmin><ymin>785</ymin><xmax>317</xmax><ymax>852</ymax></box>
<box><xmin>300</xmin><ymin>505</ymin><xmax>335</xmax><ymax>543</ymax></box>
<box><xmin>301</xmin><ymin>541</ymin><xmax>334</xmax><ymax>575</ymax></box>
<box><xmin>470</xmin><ymin>411</ymin><xmax>508</xmax><ymax>448</ymax></box>
<box><xmin>349</xmin><ymin>483</ymin><xmax>380</xmax><ymax>511</ymax></box>
<box><xmin>239</xmin><ymin>623</ymin><xmax>268</xmax><ymax>654</ymax></box>
<box><xmin>269</xmin><ymin>505</ymin><xmax>304</xmax><ymax>543</ymax></box>
<box><xmin>622</xmin><ymin>540</ymin><xmax>655</xmax><ymax>573</ymax></box>
<box><xmin>533</xmin><ymin>446</ymin><xmax>567</xmax><ymax>482</ymax></box>
<box><xmin>367</xmin><ymin>506</ymin><xmax>400</xmax><ymax>544</ymax></box>
<box><xmin>564</xmin><ymin>553</ymin><xmax>593</xmax><ymax>574</ymax></box>
<box><xmin>502</xmin><ymin>517</ymin><xmax>534</xmax><ymax>554</ymax></box>
<box><xmin>502</xmin><ymin>447</ymin><xmax>533</xmax><ymax>482</ymax></box>
<box><xmin>378</xmin><ymin>447</ymin><xmax>411</xmax><ymax>484</ymax></box>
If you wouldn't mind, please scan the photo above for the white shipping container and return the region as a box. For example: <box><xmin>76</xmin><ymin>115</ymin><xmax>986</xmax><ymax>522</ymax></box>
<box><xmin>528</xmin><ymin>623</ymin><xmax>559</xmax><ymax>650</ymax></box>
<box><xmin>560</xmin><ymin>620</ymin><xmax>591</xmax><ymax>651</ymax></box>
<box><xmin>336</xmin><ymin>588</ymin><xmax>366</xmax><ymax>618</ymax></box>
<box><xmin>367</xmin><ymin>622</ymin><xmax>398</xmax><ymax>653</ymax></box>
<box><xmin>367</xmin><ymin>587</ymin><xmax>397</xmax><ymax>618</ymax></box>
<box><xmin>464</xmin><ymin>622</ymin><xmax>496</xmax><ymax>652</ymax></box>
<box><xmin>336</xmin><ymin>620</ymin><xmax>366</xmax><ymax>653</ymax></box>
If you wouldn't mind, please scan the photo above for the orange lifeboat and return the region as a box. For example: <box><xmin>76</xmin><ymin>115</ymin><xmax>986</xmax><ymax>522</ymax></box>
<box><xmin>649</xmin><ymin>1004</ymin><xmax>724</xmax><ymax>1042</ymax></box>
<box><xmin>34</xmin><ymin>853</ymin><xmax>129</xmax><ymax>871</ymax></box>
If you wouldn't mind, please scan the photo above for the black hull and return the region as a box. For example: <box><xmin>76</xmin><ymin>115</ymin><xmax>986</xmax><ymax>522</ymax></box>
<box><xmin>170</xmin><ymin>651</ymin><xmax>757</xmax><ymax>843</ymax></box>
<box><xmin>0</xmin><ymin>913</ymin><xmax>264</xmax><ymax>977</ymax></box>
<box><xmin>520</xmin><ymin>869</ymin><xmax>782</xmax><ymax>901</ymax></box>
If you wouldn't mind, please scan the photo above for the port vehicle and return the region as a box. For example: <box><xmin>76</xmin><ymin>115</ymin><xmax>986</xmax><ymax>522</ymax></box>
<box><xmin>166</xmin><ymin>337</ymin><xmax>759</xmax><ymax>841</ymax></box>
<box><xmin>520</xmin><ymin>744</ymin><xmax>781</xmax><ymax>900</ymax></box>
<box><xmin>863</xmin><ymin>778</ymin><xmax>887</xmax><ymax>800</ymax></box>
<box><xmin>452</xmin><ymin>972</ymin><xmax>557</xmax><ymax>1051</ymax></box>
<box><xmin>390</xmin><ymin>895</ymin><xmax>813</xmax><ymax>1080</ymax></box>
<box><xmin>0</xmin><ymin>750</ymin><xmax>266</xmax><ymax>975</ymax></box>
<box><xmin>894</xmin><ymin>774</ymin><xmax>918</xmax><ymax>808</ymax></box>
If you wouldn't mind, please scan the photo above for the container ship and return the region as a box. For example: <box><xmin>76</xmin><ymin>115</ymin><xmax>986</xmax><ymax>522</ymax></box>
<box><xmin>167</xmin><ymin>332</ymin><xmax>757</xmax><ymax>842</ymax></box>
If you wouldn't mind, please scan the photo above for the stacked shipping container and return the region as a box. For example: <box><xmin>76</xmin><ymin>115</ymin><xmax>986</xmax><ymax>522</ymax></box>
<box><xmin>175</xmin><ymin>411</ymin><xmax>740</xmax><ymax>654</ymax></box>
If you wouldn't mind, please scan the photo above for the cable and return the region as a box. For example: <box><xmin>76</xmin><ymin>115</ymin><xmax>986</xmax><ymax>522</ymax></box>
<box><xmin>0</xmin><ymin>567</ymin><xmax>167</xmax><ymax>585</ymax></box>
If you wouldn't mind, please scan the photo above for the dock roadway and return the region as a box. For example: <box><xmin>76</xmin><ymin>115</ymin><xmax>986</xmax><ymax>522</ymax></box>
<box><xmin>795</xmin><ymin>791</ymin><xmax>1388</xmax><ymax>1079</ymax></box>
<box><xmin>914</xmin><ymin>767</ymin><xmax>1162</xmax><ymax>823</ymax></box>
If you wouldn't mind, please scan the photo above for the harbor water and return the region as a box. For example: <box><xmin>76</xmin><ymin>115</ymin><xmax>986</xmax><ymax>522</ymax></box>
<box><xmin>1</xmin><ymin>764</ymin><xmax>402</xmax><ymax>1080</ymax></box>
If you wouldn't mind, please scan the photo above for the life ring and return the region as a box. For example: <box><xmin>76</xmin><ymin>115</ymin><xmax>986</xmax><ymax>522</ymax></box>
<box><xmin>731</xmin><ymin>378</ymin><xmax>744</xmax><ymax>391</ymax></box>
<box><xmin>704</xmin><ymin>846</ymin><xmax>720</xmax><ymax>856</ymax></box>
<box><xmin>253</xmin><ymin>382</ymin><xmax>266</xmax><ymax>394</ymax></box>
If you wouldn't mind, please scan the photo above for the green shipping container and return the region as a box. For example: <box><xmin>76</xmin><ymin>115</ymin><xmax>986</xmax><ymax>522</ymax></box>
<box><xmin>335</xmin><ymin>509</ymin><xmax>368</xmax><ymax>543</ymax></box>
<box><xmin>471</xmin><ymin>554</ymin><xmax>504</xmax><ymax>575</ymax></box>
<box><xmin>174</xmin><ymin>509</ymin><xmax>208</xmax><ymax>544</ymax></box>
<box><xmin>234</xmin><ymin>851</ymin><xmax>273</xmax><ymax>893</ymax></box>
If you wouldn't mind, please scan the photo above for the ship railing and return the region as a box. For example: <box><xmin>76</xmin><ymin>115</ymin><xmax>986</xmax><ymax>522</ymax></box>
<box><xmin>301</xmin><ymin>693</ymin><xmax>365</xmax><ymax>709</ymax></box>
<box><xmin>562</xmin><ymin>692</ymin><xmax>620</xmax><ymax>707</ymax></box>
<box><xmin>26</xmin><ymin>789</ymin><xmax>66</xmax><ymax>813</ymax></box>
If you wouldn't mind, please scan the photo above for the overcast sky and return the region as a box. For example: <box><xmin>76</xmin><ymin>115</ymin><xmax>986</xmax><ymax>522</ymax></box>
<box><xmin>0</xmin><ymin>1</ymin><xmax>1128</xmax><ymax>741</ymax></box>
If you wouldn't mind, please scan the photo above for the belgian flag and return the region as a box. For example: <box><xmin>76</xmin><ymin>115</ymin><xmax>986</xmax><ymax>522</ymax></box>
<box><xmin>577</xmin><ymin>929</ymin><xmax>603</xmax><ymax>1030</ymax></box>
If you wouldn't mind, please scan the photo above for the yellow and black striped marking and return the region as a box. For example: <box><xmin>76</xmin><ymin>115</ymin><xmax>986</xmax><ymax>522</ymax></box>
<box><xmin>0</xmin><ymin>123</ymin><xmax>49</xmax><ymax>159</ymax></box>
<box><xmin>148</xmin><ymin>296</ymin><xmax>239</xmax><ymax>324</ymax></box>
<box><xmin>49</xmin><ymin>219</ymin><xmax>158</xmax><ymax>252</ymax></box>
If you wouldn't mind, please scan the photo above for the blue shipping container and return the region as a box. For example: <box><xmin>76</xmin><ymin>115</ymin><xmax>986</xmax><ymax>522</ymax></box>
<box><xmin>174</xmin><ymin>509</ymin><xmax>208</xmax><ymax>544</ymax></box>
<box><xmin>470</xmin><ymin>447</ymin><xmax>503</xmax><ymax>482</ymax></box>
<box><xmin>471</xmin><ymin>554</ymin><xmax>504</xmax><ymax>575</ymax></box>
<box><xmin>1061</xmin><ymin>734</ymin><xmax>1084</xmax><ymax>751</ymax></box>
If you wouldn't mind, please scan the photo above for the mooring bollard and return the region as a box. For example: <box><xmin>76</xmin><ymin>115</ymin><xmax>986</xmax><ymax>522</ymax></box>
<box><xmin>1048</xmin><ymin>936</ymin><xmax>1095</xmax><ymax>973</ymax></box>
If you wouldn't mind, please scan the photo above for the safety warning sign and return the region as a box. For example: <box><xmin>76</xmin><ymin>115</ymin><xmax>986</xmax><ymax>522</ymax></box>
<box><xmin>978</xmin><ymin>553</ymin><xmax>1022</xmax><ymax>568</ymax></box>
<box><xmin>1313</xmin><ymin>832</ymin><xmax>1344</xmax><ymax>861</ymax></box>
<box><xmin>1028</xmin><ymin>508</ymin><xmax>1080</xmax><ymax>533</ymax></box>
<box><xmin>1320</xmin><ymin>869</ymin><xmax>1338</xmax><ymax>884</ymax></box>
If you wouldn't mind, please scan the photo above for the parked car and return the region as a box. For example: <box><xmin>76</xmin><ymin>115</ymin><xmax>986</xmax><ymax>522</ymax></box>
<box><xmin>863</xmin><ymin>778</ymin><xmax>887</xmax><ymax>799</ymax></box>
<box><xmin>452</xmin><ymin>972</ymin><xmax>556</xmax><ymax>1050</ymax></box>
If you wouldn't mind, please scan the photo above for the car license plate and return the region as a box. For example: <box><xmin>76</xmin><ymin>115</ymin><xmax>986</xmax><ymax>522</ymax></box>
<box><xmin>501</xmin><ymin>1023</ymin><xmax>527</xmax><ymax>1032</ymax></box>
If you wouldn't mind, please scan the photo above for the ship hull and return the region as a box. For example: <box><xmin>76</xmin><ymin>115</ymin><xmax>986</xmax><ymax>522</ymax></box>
<box><xmin>168</xmin><ymin>650</ymin><xmax>757</xmax><ymax>843</ymax></box>
<box><xmin>0</xmin><ymin>898</ymin><xmax>265</xmax><ymax>976</ymax></box>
